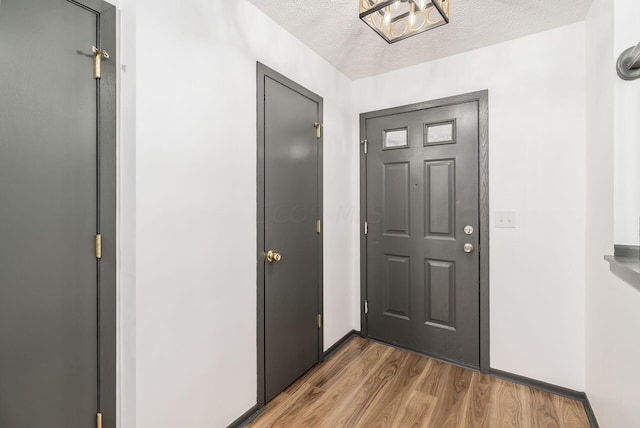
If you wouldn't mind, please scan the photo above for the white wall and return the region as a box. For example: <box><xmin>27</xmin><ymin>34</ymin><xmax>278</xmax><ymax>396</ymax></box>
<box><xmin>353</xmin><ymin>23</ymin><xmax>587</xmax><ymax>391</ymax></box>
<box><xmin>134</xmin><ymin>1</ymin><xmax>357</xmax><ymax>427</ymax></box>
<box><xmin>585</xmin><ymin>0</ymin><xmax>640</xmax><ymax>425</ymax></box>
<box><xmin>613</xmin><ymin>0</ymin><xmax>640</xmax><ymax>245</ymax></box>
<box><xmin>116</xmin><ymin>0</ymin><xmax>637</xmax><ymax>425</ymax></box>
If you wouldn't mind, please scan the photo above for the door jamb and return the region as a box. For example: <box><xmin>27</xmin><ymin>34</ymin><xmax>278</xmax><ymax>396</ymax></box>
<box><xmin>256</xmin><ymin>62</ymin><xmax>324</xmax><ymax>407</ymax></box>
<box><xmin>359</xmin><ymin>90</ymin><xmax>490</xmax><ymax>373</ymax></box>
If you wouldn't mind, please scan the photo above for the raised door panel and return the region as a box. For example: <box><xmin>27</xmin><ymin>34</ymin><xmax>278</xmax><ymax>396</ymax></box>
<box><xmin>383</xmin><ymin>162</ymin><xmax>410</xmax><ymax>236</ymax></box>
<box><xmin>383</xmin><ymin>255</ymin><xmax>411</xmax><ymax>320</ymax></box>
<box><xmin>424</xmin><ymin>259</ymin><xmax>456</xmax><ymax>329</ymax></box>
<box><xmin>424</xmin><ymin>160</ymin><xmax>455</xmax><ymax>239</ymax></box>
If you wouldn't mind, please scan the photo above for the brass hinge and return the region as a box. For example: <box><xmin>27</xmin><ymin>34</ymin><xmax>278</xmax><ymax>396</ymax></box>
<box><xmin>316</xmin><ymin>219</ymin><xmax>321</xmax><ymax>234</ymax></box>
<box><xmin>317</xmin><ymin>314</ymin><xmax>322</xmax><ymax>328</ymax></box>
<box><xmin>96</xmin><ymin>413</ymin><xmax>103</xmax><ymax>428</ymax></box>
<box><xmin>314</xmin><ymin>122</ymin><xmax>323</xmax><ymax>139</ymax></box>
<box><xmin>364</xmin><ymin>221</ymin><xmax>368</xmax><ymax>235</ymax></box>
<box><xmin>95</xmin><ymin>234</ymin><xmax>102</xmax><ymax>259</ymax></box>
<box><xmin>92</xmin><ymin>46</ymin><xmax>109</xmax><ymax>79</ymax></box>
<box><xmin>361</xmin><ymin>139</ymin><xmax>368</xmax><ymax>154</ymax></box>
<box><xmin>364</xmin><ymin>300</ymin><xmax>368</xmax><ymax>314</ymax></box>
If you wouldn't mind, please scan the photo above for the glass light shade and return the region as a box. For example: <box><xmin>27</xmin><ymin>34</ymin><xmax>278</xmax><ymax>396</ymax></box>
<box><xmin>360</xmin><ymin>0</ymin><xmax>450</xmax><ymax>44</ymax></box>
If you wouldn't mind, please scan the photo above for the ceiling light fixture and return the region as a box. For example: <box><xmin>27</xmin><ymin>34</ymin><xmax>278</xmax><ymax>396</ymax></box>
<box><xmin>360</xmin><ymin>0</ymin><xmax>450</xmax><ymax>44</ymax></box>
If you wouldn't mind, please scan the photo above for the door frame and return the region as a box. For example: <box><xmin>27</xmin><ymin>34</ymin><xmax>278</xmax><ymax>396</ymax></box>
<box><xmin>359</xmin><ymin>90</ymin><xmax>490</xmax><ymax>373</ymax></box>
<box><xmin>256</xmin><ymin>62</ymin><xmax>324</xmax><ymax>407</ymax></box>
<box><xmin>67</xmin><ymin>0</ymin><xmax>118</xmax><ymax>423</ymax></box>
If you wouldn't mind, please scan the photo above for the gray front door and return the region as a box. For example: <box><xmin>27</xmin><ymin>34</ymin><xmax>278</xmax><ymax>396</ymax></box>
<box><xmin>0</xmin><ymin>0</ymin><xmax>116</xmax><ymax>426</ymax></box>
<box><xmin>363</xmin><ymin>101</ymin><xmax>480</xmax><ymax>368</ymax></box>
<box><xmin>258</xmin><ymin>64</ymin><xmax>323</xmax><ymax>404</ymax></box>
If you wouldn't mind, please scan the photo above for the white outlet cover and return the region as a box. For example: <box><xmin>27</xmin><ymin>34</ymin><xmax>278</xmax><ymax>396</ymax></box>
<box><xmin>495</xmin><ymin>211</ymin><xmax>517</xmax><ymax>228</ymax></box>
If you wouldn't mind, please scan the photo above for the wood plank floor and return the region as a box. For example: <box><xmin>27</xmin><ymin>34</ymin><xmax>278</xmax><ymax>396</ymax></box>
<box><xmin>247</xmin><ymin>337</ymin><xmax>589</xmax><ymax>428</ymax></box>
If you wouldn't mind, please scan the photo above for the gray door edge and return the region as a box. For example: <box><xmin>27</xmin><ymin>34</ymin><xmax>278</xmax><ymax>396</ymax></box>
<box><xmin>65</xmin><ymin>0</ymin><xmax>117</xmax><ymax>424</ymax></box>
<box><xmin>256</xmin><ymin>62</ymin><xmax>324</xmax><ymax>408</ymax></box>
<box><xmin>359</xmin><ymin>90</ymin><xmax>490</xmax><ymax>373</ymax></box>
<box><xmin>92</xmin><ymin>1</ymin><xmax>117</xmax><ymax>424</ymax></box>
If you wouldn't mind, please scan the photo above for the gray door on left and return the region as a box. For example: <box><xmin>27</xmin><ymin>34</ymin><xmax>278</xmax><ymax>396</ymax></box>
<box><xmin>263</xmin><ymin>75</ymin><xmax>321</xmax><ymax>403</ymax></box>
<box><xmin>0</xmin><ymin>1</ymin><xmax>110</xmax><ymax>427</ymax></box>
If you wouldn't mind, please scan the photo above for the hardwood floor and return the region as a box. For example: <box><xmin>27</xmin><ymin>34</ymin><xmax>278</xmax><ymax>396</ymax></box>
<box><xmin>247</xmin><ymin>337</ymin><xmax>589</xmax><ymax>428</ymax></box>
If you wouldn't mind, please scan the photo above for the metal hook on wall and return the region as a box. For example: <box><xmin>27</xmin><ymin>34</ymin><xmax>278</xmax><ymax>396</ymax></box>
<box><xmin>617</xmin><ymin>41</ymin><xmax>640</xmax><ymax>80</ymax></box>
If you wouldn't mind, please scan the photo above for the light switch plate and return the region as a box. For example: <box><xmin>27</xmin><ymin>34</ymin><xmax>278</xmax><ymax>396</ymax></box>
<box><xmin>495</xmin><ymin>211</ymin><xmax>516</xmax><ymax>228</ymax></box>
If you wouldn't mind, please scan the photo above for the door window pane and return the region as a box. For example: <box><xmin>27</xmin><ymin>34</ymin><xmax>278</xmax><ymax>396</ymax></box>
<box><xmin>384</xmin><ymin>128</ymin><xmax>408</xmax><ymax>149</ymax></box>
<box><xmin>425</xmin><ymin>121</ymin><xmax>455</xmax><ymax>145</ymax></box>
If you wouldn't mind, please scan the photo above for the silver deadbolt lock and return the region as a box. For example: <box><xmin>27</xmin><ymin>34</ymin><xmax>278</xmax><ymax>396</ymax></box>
<box><xmin>463</xmin><ymin>243</ymin><xmax>474</xmax><ymax>253</ymax></box>
<box><xmin>464</xmin><ymin>225</ymin><xmax>474</xmax><ymax>235</ymax></box>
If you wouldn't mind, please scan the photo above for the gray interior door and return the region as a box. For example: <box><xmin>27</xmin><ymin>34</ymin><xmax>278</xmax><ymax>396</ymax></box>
<box><xmin>364</xmin><ymin>101</ymin><xmax>480</xmax><ymax>368</ymax></box>
<box><xmin>260</xmin><ymin>69</ymin><xmax>322</xmax><ymax>403</ymax></box>
<box><xmin>0</xmin><ymin>0</ymin><xmax>115</xmax><ymax>426</ymax></box>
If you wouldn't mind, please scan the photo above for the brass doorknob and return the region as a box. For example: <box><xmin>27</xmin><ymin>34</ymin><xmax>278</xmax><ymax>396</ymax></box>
<box><xmin>266</xmin><ymin>250</ymin><xmax>282</xmax><ymax>263</ymax></box>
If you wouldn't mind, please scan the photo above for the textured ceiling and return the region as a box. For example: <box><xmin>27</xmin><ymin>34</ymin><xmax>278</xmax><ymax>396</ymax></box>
<box><xmin>247</xmin><ymin>0</ymin><xmax>593</xmax><ymax>80</ymax></box>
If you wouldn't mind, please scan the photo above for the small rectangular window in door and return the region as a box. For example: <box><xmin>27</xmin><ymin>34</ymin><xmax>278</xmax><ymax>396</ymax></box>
<box><xmin>425</xmin><ymin>120</ymin><xmax>456</xmax><ymax>146</ymax></box>
<box><xmin>383</xmin><ymin>128</ymin><xmax>408</xmax><ymax>149</ymax></box>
